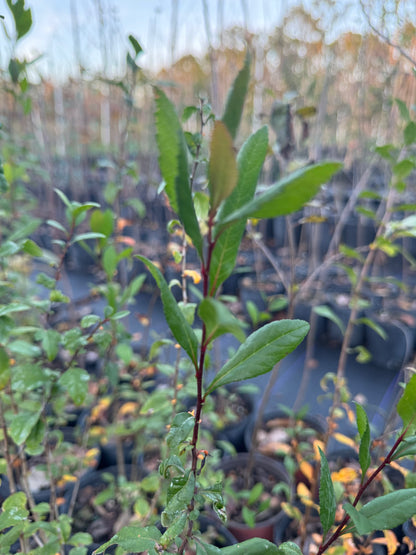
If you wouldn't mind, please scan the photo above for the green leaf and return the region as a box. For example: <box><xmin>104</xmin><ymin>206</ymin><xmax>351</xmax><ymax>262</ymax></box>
<box><xmin>206</xmin><ymin>319</ymin><xmax>309</xmax><ymax>394</ymax></box>
<box><xmin>355</xmin><ymin>317</ymin><xmax>387</xmax><ymax>340</ymax></box>
<box><xmin>8</xmin><ymin>339</ymin><xmax>41</xmax><ymax>357</ymax></box>
<box><xmin>397</xmin><ymin>373</ymin><xmax>416</xmax><ymax>435</ymax></box>
<box><xmin>392</xmin><ymin>435</ymin><xmax>416</xmax><ymax>460</ymax></box>
<box><xmin>58</xmin><ymin>368</ymin><xmax>89</xmax><ymax>405</ymax></box>
<box><xmin>221</xmin><ymin>51</ymin><xmax>251</xmax><ymax>139</ymax></box>
<box><xmin>0</xmin><ymin>303</ymin><xmax>30</xmax><ymax>317</ymax></box>
<box><xmin>404</xmin><ymin>121</ymin><xmax>416</xmax><ymax>146</ymax></box>
<box><xmin>198</xmin><ymin>297</ymin><xmax>246</xmax><ymax>344</ymax></box>
<box><xmin>9</xmin><ymin>410</ymin><xmax>41</xmax><ymax>445</ymax></box>
<box><xmin>221</xmin><ymin>162</ymin><xmax>342</xmax><ymax>223</ymax></box>
<box><xmin>6</xmin><ymin>0</ymin><xmax>32</xmax><ymax>40</ymax></box>
<box><xmin>22</xmin><ymin>239</ymin><xmax>42</xmax><ymax>257</ymax></box>
<box><xmin>90</xmin><ymin>209</ymin><xmax>114</xmax><ymax>238</ymax></box>
<box><xmin>208</xmin><ymin>121</ymin><xmax>238</xmax><ymax>211</ymax></box>
<box><xmin>102</xmin><ymin>245</ymin><xmax>118</xmax><ymax>279</ymax></box>
<box><xmin>163</xmin><ymin>472</ymin><xmax>195</xmax><ymax>526</ymax></box>
<box><xmin>355</xmin><ymin>404</ymin><xmax>371</xmax><ymax>478</ymax></box>
<box><xmin>393</xmin><ymin>159</ymin><xmax>415</xmax><ymax>180</ymax></box>
<box><xmin>182</xmin><ymin>105</ymin><xmax>199</xmax><ymax>122</ymax></box>
<box><xmin>242</xmin><ymin>505</ymin><xmax>256</xmax><ymax>528</ymax></box>
<box><xmin>0</xmin><ymin>492</ymin><xmax>29</xmax><ymax>530</ymax></box>
<box><xmin>41</xmin><ymin>329</ymin><xmax>61</xmax><ymax>361</ymax></box>
<box><xmin>80</xmin><ymin>314</ymin><xmax>100</xmax><ymax>328</ymax></box>
<box><xmin>0</xmin><ymin>347</ymin><xmax>10</xmax><ymax>389</ymax></box>
<box><xmin>154</xmin><ymin>87</ymin><xmax>182</xmax><ymax>212</ymax></box>
<box><xmin>110</xmin><ymin>310</ymin><xmax>130</xmax><ymax>320</ymax></box>
<box><xmin>210</xmin><ymin>126</ymin><xmax>269</xmax><ymax>294</ymax></box>
<box><xmin>318</xmin><ymin>447</ymin><xmax>336</xmax><ymax>536</ymax></box>
<box><xmin>71</xmin><ymin>232</ymin><xmax>105</xmax><ymax>243</ymax></box>
<box><xmin>275</xmin><ymin>543</ymin><xmax>303</xmax><ymax>555</ymax></box>
<box><xmin>93</xmin><ymin>525</ymin><xmax>161</xmax><ymax>554</ymax></box>
<box><xmin>54</xmin><ymin>188</ymin><xmax>72</xmax><ymax>208</ymax></box>
<box><xmin>137</xmin><ymin>256</ymin><xmax>199</xmax><ymax>367</ymax></box>
<box><xmin>160</xmin><ymin>512</ymin><xmax>188</xmax><ymax>547</ymax></box>
<box><xmin>128</xmin><ymin>34</ymin><xmax>143</xmax><ymax>57</ymax></box>
<box><xmin>153</xmin><ymin>88</ymin><xmax>203</xmax><ymax>258</ymax></box>
<box><xmin>344</xmin><ymin>489</ymin><xmax>416</xmax><ymax>535</ymax></box>
<box><xmin>313</xmin><ymin>305</ymin><xmax>345</xmax><ymax>334</ymax></box>
<box><xmin>219</xmin><ymin>538</ymin><xmax>281</xmax><ymax>554</ymax></box>
<box><xmin>174</xmin><ymin>129</ymin><xmax>203</xmax><ymax>259</ymax></box>
<box><xmin>166</xmin><ymin>412</ymin><xmax>194</xmax><ymax>450</ymax></box>
<box><xmin>395</xmin><ymin>98</ymin><xmax>410</xmax><ymax>122</ymax></box>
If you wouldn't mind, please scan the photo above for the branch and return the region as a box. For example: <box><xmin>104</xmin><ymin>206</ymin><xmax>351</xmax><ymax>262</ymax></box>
<box><xmin>360</xmin><ymin>0</ymin><xmax>416</xmax><ymax>67</ymax></box>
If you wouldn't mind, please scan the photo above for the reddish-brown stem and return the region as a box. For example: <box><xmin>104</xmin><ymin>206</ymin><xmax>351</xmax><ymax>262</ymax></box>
<box><xmin>318</xmin><ymin>426</ymin><xmax>408</xmax><ymax>554</ymax></box>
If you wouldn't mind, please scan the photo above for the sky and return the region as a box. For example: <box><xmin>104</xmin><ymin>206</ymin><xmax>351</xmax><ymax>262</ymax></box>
<box><xmin>0</xmin><ymin>0</ymin><xmax>366</xmax><ymax>80</ymax></box>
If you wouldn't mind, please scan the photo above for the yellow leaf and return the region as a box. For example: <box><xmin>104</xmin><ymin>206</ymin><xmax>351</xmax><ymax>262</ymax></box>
<box><xmin>183</xmin><ymin>269</ymin><xmax>202</xmax><ymax>284</ymax></box>
<box><xmin>331</xmin><ymin>467</ymin><xmax>359</xmax><ymax>484</ymax></box>
<box><xmin>118</xmin><ymin>402</ymin><xmax>139</xmax><ymax>417</ymax></box>
<box><xmin>333</xmin><ymin>433</ymin><xmax>357</xmax><ymax>450</ymax></box>
<box><xmin>297</xmin><ymin>482</ymin><xmax>312</xmax><ymax>500</ymax></box>
<box><xmin>299</xmin><ymin>460</ymin><xmax>314</xmax><ymax>483</ymax></box>
<box><xmin>372</xmin><ymin>530</ymin><xmax>399</xmax><ymax>555</ymax></box>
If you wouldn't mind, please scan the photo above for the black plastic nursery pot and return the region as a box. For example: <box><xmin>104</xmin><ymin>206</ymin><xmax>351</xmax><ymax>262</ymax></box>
<box><xmin>365</xmin><ymin>315</ymin><xmax>414</xmax><ymax>372</ymax></box>
<box><xmin>219</xmin><ymin>452</ymin><xmax>289</xmax><ymax>542</ymax></box>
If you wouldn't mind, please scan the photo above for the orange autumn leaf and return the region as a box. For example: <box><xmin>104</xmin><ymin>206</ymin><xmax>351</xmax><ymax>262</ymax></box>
<box><xmin>299</xmin><ymin>460</ymin><xmax>314</xmax><ymax>483</ymax></box>
<box><xmin>183</xmin><ymin>269</ymin><xmax>202</xmax><ymax>284</ymax></box>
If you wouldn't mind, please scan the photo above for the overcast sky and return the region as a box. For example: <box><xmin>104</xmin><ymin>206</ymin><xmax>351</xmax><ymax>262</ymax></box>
<box><xmin>0</xmin><ymin>0</ymin><xmax>366</xmax><ymax>79</ymax></box>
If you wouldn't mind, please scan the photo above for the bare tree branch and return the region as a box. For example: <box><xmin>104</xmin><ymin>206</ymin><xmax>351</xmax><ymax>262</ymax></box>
<box><xmin>360</xmin><ymin>0</ymin><xmax>416</xmax><ymax>67</ymax></box>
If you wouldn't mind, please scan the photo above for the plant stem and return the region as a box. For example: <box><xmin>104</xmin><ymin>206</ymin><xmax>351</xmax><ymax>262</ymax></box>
<box><xmin>318</xmin><ymin>426</ymin><xmax>408</xmax><ymax>553</ymax></box>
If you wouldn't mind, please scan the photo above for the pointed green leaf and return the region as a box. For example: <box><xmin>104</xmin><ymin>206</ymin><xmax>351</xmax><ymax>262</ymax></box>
<box><xmin>208</xmin><ymin>121</ymin><xmax>238</xmax><ymax>210</ymax></box>
<box><xmin>198</xmin><ymin>297</ymin><xmax>246</xmax><ymax>344</ymax></box>
<box><xmin>154</xmin><ymin>87</ymin><xmax>181</xmax><ymax>212</ymax></box>
<box><xmin>59</xmin><ymin>368</ymin><xmax>89</xmax><ymax>405</ymax></box>
<box><xmin>206</xmin><ymin>319</ymin><xmax>309</xmax><ymax>394</ymax></box>
<box><xmin>343</xmin><ymin>503</ymin><xmax>373</xmax><ymax>536</ymax></box>
<box><xmin>221</xmin><ymin>162</ymin><xmax>342</xmax><ymax>223</ymax></box>
<box><xmin>128</xmin><ymin>34</ymin><xmax>143</xmax><ymax>57</ymax></box>
<box><xmin>175</xmin><ymin>130</ymin><xmax>203</xmax><ymax>258</ymax></box>
<box><xmin>398</xmin><ymin>373</ymin><xmax>416</xmax><ymax>435</ymax></box>
<box><xmin>22</xmin><ymin>239</ymin><xmax>42</xmax><ymax>257</ymax></box>
<box><xmin>6</xmin><ymin>0</ymin><xmax>32</xmax><ymax>40</ymax></box>
<box><xmin>92</xmin><ymin>525</ymin><xmax>161</xmax><ymax>554</ymax></box>
<box><xmin>345</xmin><ymin>489</ymin><xmax>416</xmax><ymax>535</ymax></box>
<box><xmin>318</xmin><ymin>447</ymin><xmax>336</xmax><ymax>536</ymax></box>
<box><xmin>137</xmin><ymin>256</ymin><xmax>199</xmax><ymax>367</ymax></box>
<box><xmin>355</xmin><ymin>317</ymin><xmax>387</xmax><ymax>340</ymax></box>
<box><xmin>71</xmin><ymin>232</ymin><xmax>105</xmax><ymax>243</ymax></box>
<box><xmin>391</xmin><ymin>435</ymin><xmax>416</xmax><ymax>460</ymax></box>
<box><xmin>210</xmin><ymin>126</ymin><xmax>269</xmax><ymax>294</ymax></box>
<box><xmin>221</xmin><ymin>52</ymin><xmax>251</xmax><ymax>139</ymax></box>
<box><xmin>313</xmin><ymin>305</ymin><xmax>345</xmax><ymax>334</ymax></box>
<box><xmin>355</xmin><ymin>403</ymin><xmax>371</xmax><ymax>478</ymax></box>
<box><xmin>154</xmin><ymin>88</ymin><xmax>203</xmax><ymax>258</ymax></box>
